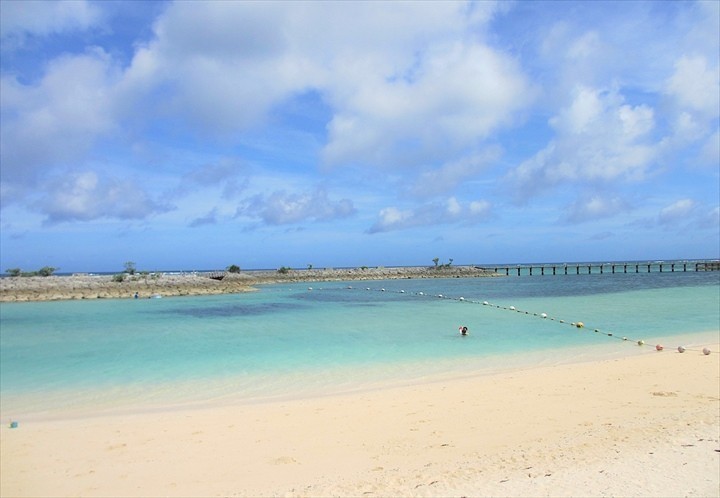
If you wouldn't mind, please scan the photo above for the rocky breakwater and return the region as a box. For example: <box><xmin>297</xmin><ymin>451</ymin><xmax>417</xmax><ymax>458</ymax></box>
<box><xmin>244</xmin><ymin>265</ymin><xmax>498</xmax><ymax>285</ymax></box>
<box><xmin>0</xmin><ymin>266</ymin><xmax>499</xmax><ymax>302</ymax></box>
<box><xmin>0</xmin><ymin>273</ymin><xmax>257</xmax><ymax>302</ymax></box>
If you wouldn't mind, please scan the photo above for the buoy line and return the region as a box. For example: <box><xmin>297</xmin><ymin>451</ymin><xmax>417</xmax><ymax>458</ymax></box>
<box><xmin>306</xmin><ymin>285</ymin><xmax>713</xmax><ymax>355</ymax></box>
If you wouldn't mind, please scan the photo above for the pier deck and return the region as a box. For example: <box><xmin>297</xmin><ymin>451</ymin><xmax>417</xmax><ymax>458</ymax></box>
<box><xmin>477</xmin><ymin>260</ymin><xmax>720</xmax><ymax>276</ymax></box>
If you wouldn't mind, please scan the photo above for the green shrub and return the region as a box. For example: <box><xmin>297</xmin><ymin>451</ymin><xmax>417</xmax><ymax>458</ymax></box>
<box><xmin>112</xmin><ymin>273</ymin><xmax>126</xmax><ymax>283</ymax></box>
<box><xmin>227</xmin><ymin>264</ymin><xmax>241</xmax><ymax>273</ymax></box>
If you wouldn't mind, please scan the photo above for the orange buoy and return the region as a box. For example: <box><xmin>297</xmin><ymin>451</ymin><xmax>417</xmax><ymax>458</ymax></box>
<box><xmin>655</xmin><ymin>344</ymin><xmax>664</xmax><ymax>351</ymax></box>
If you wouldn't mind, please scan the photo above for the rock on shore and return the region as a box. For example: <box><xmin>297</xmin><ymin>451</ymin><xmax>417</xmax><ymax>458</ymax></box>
<box><xmin>0</xmin><ymin>266</ymin><xmax>498</xmax><ymax>302</ymax></box>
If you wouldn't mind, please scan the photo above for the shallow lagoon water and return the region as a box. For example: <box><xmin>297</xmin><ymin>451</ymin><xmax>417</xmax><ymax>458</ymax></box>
<box><xmin>1</xmin><ymin>271</ymin><xmax>718</xmax><ymax>419</ymax></box>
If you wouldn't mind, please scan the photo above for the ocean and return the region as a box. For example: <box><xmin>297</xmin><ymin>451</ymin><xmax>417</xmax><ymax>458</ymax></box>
<box><xmin>1</xmin><ymin>270</ymin><xmax>718</xmax><ymax>420</ymax></box>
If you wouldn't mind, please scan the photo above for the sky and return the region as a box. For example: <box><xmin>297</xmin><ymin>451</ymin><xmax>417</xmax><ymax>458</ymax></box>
<box><xmin>1</xmin><ymin>0</ymin><xmax>718</xmax><ymax>273</ymax></box>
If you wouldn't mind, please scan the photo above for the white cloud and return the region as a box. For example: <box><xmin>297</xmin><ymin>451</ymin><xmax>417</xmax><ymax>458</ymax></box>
<box><xmin>409</xmin><ymin>148</ymin><xmax>501</xmax><ymax>197</ymax></box>
<box><xmin>238</xmin><ymin>188</ymin><xmax>356</xmax><ymax>225</ymax></box>
<box><xmin>0</xmin><ymin>0</ymin><xmax>100</xmax><ymax>42</ymax></box>
<box><xmin>658</xmin><ymin>198</ymin><xmax>696</xmax><ymax>225</ymax></box>
<box><xmin>508</xmin><ymin>86</ymin><xmax>657</xmax><ymax>199</ymax></box>
<box><xmin>190</xmin><ymin>208</ymin><xmax>218</xmax><ymax>228</ymax></box>
<box><xmin>368</xmin><ymin>197</ymin><xmax>491</xmax><ymax>233</ymax></box>
<box><xmin>666</xmin><ymin>55</ymin><xmax>720</xmax><ymax>119</ymax></box>
<box><xmin>169</xmin><ymin>158</ymin><xmax>249</xmax><ymax>200</ymax></box>
<box><xmin>564</xmin><ymin>195</ymin><xmax>631</xmax><ymax>223</ymax></box>
<box><xmin>35</xmin><ymin>171</ymin><xmax>169</xmax><ymax>224</ymax></box>
<box><xmin>322</xmin><ymin>41</ymin><xmax>533</xmax><ymax>169</ymax></box>
<box><xmin>700</xmin><ymin>129</ymin><xmax>720</xmax><ymax>165</ymax></box>
<box><xmin>0</xmin><ymin>48</ymin><xmax>120</xmax><ymax>187</ymax></box>
<box><xmin>118</xmin><ymin>0</ymin><xmax>526</xmax><ymax>167</ymax></box>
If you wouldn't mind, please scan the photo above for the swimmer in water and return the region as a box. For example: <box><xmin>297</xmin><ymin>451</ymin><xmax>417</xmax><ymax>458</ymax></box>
<box><xmin>459</xmin><ymin>326</ymin><xmax>468</xmax><ymax>336</ymax></box>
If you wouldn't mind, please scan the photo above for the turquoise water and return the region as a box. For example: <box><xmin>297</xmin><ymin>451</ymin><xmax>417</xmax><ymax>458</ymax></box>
<box><xmin>1</xmin><ymin>271</ymin><xmax>718</xmax><ymax>419</ymax></box>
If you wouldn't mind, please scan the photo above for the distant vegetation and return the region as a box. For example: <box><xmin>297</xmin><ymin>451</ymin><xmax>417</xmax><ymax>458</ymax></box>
<box><xmin>124</xmin><ymin>261</ymin><xmax>137</xmax><ymax>275</ymax></box>
<box><xmin>112</xmin><ymin>262</ymin><xmax>161</xmax><ymax>283</ymax></box>
<box><xmin>5</xmin><ymin>266</ymin><xmax>58</xmax><ymax>277</ymax></box>
<box><xmin>227</xmin><ymin>264</ymin><xmax>241</xmax><ymax>273</ymax></box>
<box><xmin>277</xmin><ymin>266</ymin><xmax>291</xmax><ymax>274</ymax></box>
<box><xmin>431</xmin><ymin>258</ymin><xmax>454</xmax><ymax>269</ymax></box>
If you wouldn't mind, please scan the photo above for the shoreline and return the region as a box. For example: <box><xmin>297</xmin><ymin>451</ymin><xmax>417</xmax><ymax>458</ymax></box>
<box><xmin>2</xmin><ymin>344</ymin><xmax>718</xmax><ymax>497</ymax></box>
<box><xmin>0</xmin><ymin>266</ymin><xmax>497</xmax><ymax>302</ymax></box>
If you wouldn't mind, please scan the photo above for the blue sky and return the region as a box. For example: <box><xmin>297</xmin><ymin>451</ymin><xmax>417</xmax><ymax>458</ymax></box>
<box><xmin>1</xmin><ymin>0</ymin><xmax>718</xmax><ymax>273</ymax></box>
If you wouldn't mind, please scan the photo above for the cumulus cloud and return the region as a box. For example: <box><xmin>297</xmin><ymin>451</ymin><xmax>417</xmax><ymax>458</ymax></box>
<box><xmin>661</xmin><ymin>54</ymin><xmax>720</xmax><ymax>162</ymax></box>
<box><xmin>0</xmin><ymin>0</ymin><xmax>101</xmax><ymax>45</ymax></box>
<box><xmin>238</xmin><ymin>188</ymin><xmax>355</xmax><ymax>225</ymax></box>
<box><xmin>563</xmin><ymin>195</ymin><xmax>631</xmax><ymax>223</ymax></box>
<box><xmin>368</xmin><ymin>197</ymin><xmax>491</xmax><ymax>233</ymax></box>
<box><xmin>658</xmin><ymin>198</ymin><xmax>697</xmax><ymax>225</ymax></box>
<box><xmin>408</xmin><ymin>148</ymin><xmax>502</xmax><ymax>198</ymax></box>
<box><xmin>0</xmin><ymin>48</ymin><xmax>120</xmax><ymax>187</ymax></box>
<box><xmin>507</xmin><ymin>86</ymin><xmax>657</xmax><ymax>199</ymax></box>
<box><xmin>189</xmin><ymin>208</ymin><xmax>218</xmax><ymax>228</ymax></box>
<box><xmin>33</xmin><ymin>171</ymin><xmax>169</xmax><ymax>224</ymax></box>
<box><xmin>169</xmin><ymin>158</ymin><xmax>249</xmax><ymax>200</ymax></box>
<box><xmin>322</xmin><ymin>41</ymin><xmax>533</xmax><ymax>169</ymax></box>
<box><xmin>665</xmin><ymin>55</ymin><xmax>720</xmax><ymax>119</ymax></box>
<box><xmin>117</xmin><ymin>0</ymin><xmax>527</xmax><ymax>167</ymax></box>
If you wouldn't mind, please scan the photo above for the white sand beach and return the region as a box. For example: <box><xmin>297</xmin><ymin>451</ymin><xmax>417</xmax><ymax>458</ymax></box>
<box><xmin>2</xmin><ymin>344</ymin><xmax>718</xmax><ymax>498</ymax></box>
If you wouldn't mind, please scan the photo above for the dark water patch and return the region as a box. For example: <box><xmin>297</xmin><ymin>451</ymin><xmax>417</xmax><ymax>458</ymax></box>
<box><xmin>288</xmin><ymin>288</ymin><xmax>407</xmax><ymax>305</ymax></box>
<box><xmin>162</xmin><ymin>301</ymin><xmax>308</xmax><ymax>318</ymax></box>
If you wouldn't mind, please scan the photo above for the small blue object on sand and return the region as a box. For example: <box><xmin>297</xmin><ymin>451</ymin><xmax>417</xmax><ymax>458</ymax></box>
<box><xmin>9</xmin><ymin>421</ymin><xmax>18</xmax><ymax>429</ymax></box>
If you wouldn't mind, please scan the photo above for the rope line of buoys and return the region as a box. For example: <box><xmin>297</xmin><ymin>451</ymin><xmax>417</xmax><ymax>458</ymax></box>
<box><xmin>309</xmin><ymin>285</ymin><xmax>712</xmax><ymax>355</ymax></box>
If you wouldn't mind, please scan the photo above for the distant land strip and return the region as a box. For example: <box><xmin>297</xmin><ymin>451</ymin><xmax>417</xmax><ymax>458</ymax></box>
<box><xmin>1</xmin><ymin>260</ymin><xmax>717</xmax><ymax>302</ymax></box>
<box><xmin>0</xmin><ymin>266</ymin><xmax>496</xmax><ymax>302</ymax></box>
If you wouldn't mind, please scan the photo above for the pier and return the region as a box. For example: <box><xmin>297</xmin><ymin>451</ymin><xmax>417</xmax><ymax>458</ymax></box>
<box><xmin>478</xmin><ymin>260</ymin><xmax>720</xmax><ymax>277</ymax></box>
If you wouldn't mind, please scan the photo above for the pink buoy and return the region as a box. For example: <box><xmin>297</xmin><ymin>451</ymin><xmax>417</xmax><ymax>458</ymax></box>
<box><xmin>677</xmin><ymin>346</ymin><xmax>685</xmax><ymax>353</ymax></box>
<box><xmin>655</xmin><ymin>344</ymin><xmax>664</xmax><ymax>351</ymax></box>
<box><xmin>703</xmin><ymin>347</ymin><xmax>711</xmax><ymax>355</ymax></box>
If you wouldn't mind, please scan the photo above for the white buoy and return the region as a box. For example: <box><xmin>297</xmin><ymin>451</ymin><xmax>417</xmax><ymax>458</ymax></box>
<box><xmin>703</xmin><ymin>347</ymin><xmax>711</xmax><ymax>355</ymax></box>
<box><xmin>483</xmin><ymin>301</ymin><xmax>489</xmax><ymax>305</ymax></box>
<box><xmin>400</xmin><ymin>290</ymin><xmax>405</xmax><ymax>293</ymax></box>
<box><xmin>459</xmin><ymin>297</ymin><xmax>464</xmax><ymax>301</ymax></box>
<box><xmin>419</xmin><ymin>292</ymin><xmax>424</xmax><ymax>296</ymax></box>
<box><xmin>438</xmin><ymin>294</ymin><xmax>443</xmax><ymax>298</ymax></box>
<box><xmin>308</xmin><ymin>287</ymin><xmax>313</xmax><ymax>291</ymax></box>
<box><xmin>509</xmin><ymin>306</ymin><xmax>515</xmax><ymax>311</ymax></box>
<box><xmin>381</xmin><ymin>288</ymin><xmax>385</xmax><ymax>292</ymax></box>
<box><xmin>541</xmin><ymin>313</ymin><xmax>547</xmax><ymax>318</ymax></box>
<box><xmin>637</xmin><ymin>340</ymin><xmax>645</xmax><ymax>346</ymax></box>
<box><xmin>677</xmin><ymin>346</ymin><xmax>686</xmax><ymax>353</ymax></box>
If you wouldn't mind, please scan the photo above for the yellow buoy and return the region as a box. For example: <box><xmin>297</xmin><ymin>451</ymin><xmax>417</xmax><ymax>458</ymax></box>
<box><xmin>576</xmin><ymin>322</ymin><xmax>584</xmax><ymax>328</ymax></box>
